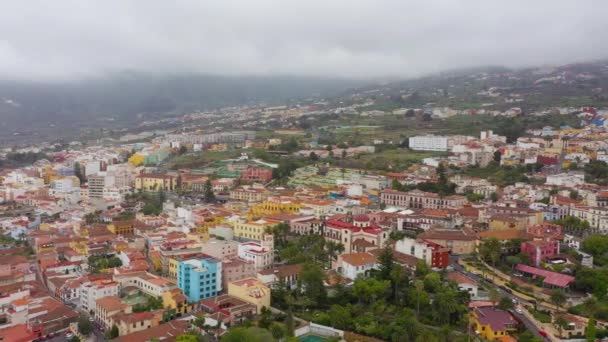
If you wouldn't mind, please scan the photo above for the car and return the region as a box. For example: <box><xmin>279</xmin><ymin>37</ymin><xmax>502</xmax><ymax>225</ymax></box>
<box><xmin>538</xmin><ymin>330</ymin><xmax>548</xmax><ymax>337</ymax></box>
<box><xmin>511</xmin><ymin>298</ymin><xmax>518</xmax><ymax>304</ymax></box>
<box><xmin>470</xmin><ymin>270</ymin><xmax>479</xmax><ymax>275</ymax></box>
<box><xmin>65</xmin><ymin>333</ymin><xmax>74</xmax><ymax>339</ymax></box>
<box><xmin>513</xmin><ymin>272</ymin><xmax>523</xmax><ymax>277</ymax></box>
<box><xmin>515</xmin><ymin>308</ymin><xmax>523</xmax><ymax>314</ymax></box>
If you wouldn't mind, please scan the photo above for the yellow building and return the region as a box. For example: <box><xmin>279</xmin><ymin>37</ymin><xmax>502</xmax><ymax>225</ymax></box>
<box><xmin>135</xmin><ymin>174</ymin><xmax>177</xmax><ymax>191</ymax></box>
<box><xmin>227</xmin><ymin>278</ymin><xmax>271</xmax><ymax>314</ymax></box>
<box><xmin>196</xmin><ymin>216</ymin><xmax>225</xmax><ymax>234</ymax></box>
<box><xmin>128</xmin><ymin>153</ymin><xmax>145</xmax><ymax>167</ymax></box>
<box><xmin>186</xmin><ymin>231</ymin><xmax>210</xmax><ymax>243</ymax></box>
<box><xmin>69</xmin><ymin>241</ymin><xmax>88</xmax><ymax>255</ymax></box>
<box><xmin>108</xmin><ymin>221</ymin><xmax>135</xmax><ymax>235</ymax></box>
<box><xmin>470</xmin><ymin>307</ymin><xmax>518</xmax><ymax>341</ymax></box>
<box><xmin>250</xmin><ymin>197</ymin><xmax>301</xmax><ymax>216</ymax></box>
<box><xmin>162</xmin><ymin>288</ymin><xmax>193</xmax><ymax>315</ymax></box>
<box><xmin>233</xmin><ymin>218</ymin><xmax>281</xmax><ymax>241</ymax></box>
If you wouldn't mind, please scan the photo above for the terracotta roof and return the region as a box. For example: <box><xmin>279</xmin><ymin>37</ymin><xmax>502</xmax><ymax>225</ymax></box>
<box><xmin>446</xmin><ymin>272</ymin><xmax>477</xmax><ymax>286</ymax></box>
<box><xmin>419</xmin><ymin>228</ymin><xmax>476</xmax><ymax>241</ymax></box>
<box><xmin>112</xmin><ymin>320</ymin><xmax>190</xmax><ymax>342</ymax></box>
<box><xmin>95</xmin><ymin>296</ymin><xmax>127</xmax><ymax>312</ymax></box>
<box><xmin>258</xmin><ymin>264</ymin><xmax>302</xmax><ymax>278</ymax></box>
<box><xmin>477</xmin><ymin>228</ymin><xmax>530</xmax><ymax>241</ymax></box>
<box><xmin>341</xmin><ymin>252</ymin><xmax>376</xmax><ymax>267</ymax></box>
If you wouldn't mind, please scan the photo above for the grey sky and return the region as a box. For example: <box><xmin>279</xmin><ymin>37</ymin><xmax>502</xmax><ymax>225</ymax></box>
<box><xmin>0</xmin><ymin>0</ymin><xmax>607</xmax><ymax>81</ymax></box>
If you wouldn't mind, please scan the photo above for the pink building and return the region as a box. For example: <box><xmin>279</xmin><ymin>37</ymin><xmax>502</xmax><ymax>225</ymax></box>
<box><xmin>222</xmin><ymin>258</ymin><xmax>256</xmax><ymax>289</ymax></box>
<box><xmin>241</xmin><ymin>168</ymin><xmax>273</xmax><ymax>184</ymax></box>
<box><xmin>520</xmin><ymin>240</ymin><xmax>560</xmax><ymax>266</ymax></box>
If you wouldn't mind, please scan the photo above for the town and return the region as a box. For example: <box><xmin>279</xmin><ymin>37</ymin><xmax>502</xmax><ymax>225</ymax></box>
<box><xmin>1</xmin><ymin>88</ymin><xmax>608</xmax><ymax>342</ymax></box>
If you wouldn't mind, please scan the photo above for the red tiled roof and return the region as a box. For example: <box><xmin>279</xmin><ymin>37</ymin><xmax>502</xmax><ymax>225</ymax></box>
<box><xmin>515</xmin><ymin>264</ymin><xmax>575</xmax><ymax>288</ymax></box>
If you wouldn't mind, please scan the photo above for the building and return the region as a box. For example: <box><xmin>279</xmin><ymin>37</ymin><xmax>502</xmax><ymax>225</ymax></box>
<box><xmin>112</xmin><ymin>320</ymin><xmax>190</xmax><ymax>342</ymax></box>
<box><xmin>250</xmin><ymin>197</ymin><xmax>301</xmax><ymax>216</ymax></box>
<box><xmin>395</xmin><ymin>237</ymin><xmax>450</xmax><ymax>269</ymax></box>
<box><xmin>199</xmin><ymin>294</ymin><xmax>257</xmax><ymax>325</ymax></box>
<box><xmin>227</xmin><ymin>278</ymin><xmax>271</xmax><ymax>314</ymax></box>
<box><xmin>233</xmin><ymin>219</ymin><xmax>280</xmax><ymax>241</ymax></box>
<box><xmin>222</xmin><ymin>258</ymin><xmax>256</xmax><ymax>289</ymax></box>
<box><xmin>200</xmin><ymin>239</ymin><xmax>239</xmax><ymax>261</ymax></box>
<box><xmin>113</xmin><ymin>311</ymin><xmax>162</xmax><ymax>337</ymax></box>
<box><xmin>418</xmin><ymin>228</ymin><xmax>477</xmax><ymax>255</ymax></box>
<box><xmin>380</xmin><ymin>189</ymin><xmax>466</xmax><ymax>209</ymax></box>
<box><xmin>134</xmin><ymin>174</ymin><xmax>177</xmax><ymax>192</ymax></box>
<box><xmin>87</xmin><ymin>174</ymin><xmax>105</xmax><ymax>199</ymax></box>
<box><xmin>229</xmin><ymin>187</ymin><xmax>268</xmax><ymax>202</ymax></box>
<box><xmin>108</xmin><ymin>221</ymin><xmax>135</xmax><ymax>236</ymax></box>
<box><xmin>79</xmin><ymin>279</ymin><xmax>120</xmax><ymax>313</ymax></box>
<box><xmin>520</xmin><ymin>239</ymin><xmax>560</xmax><ymax>266</ymax></box>
<box><xmin>409</xmin><ymin>135</ymin><xmax>471</xmax><ymax>152</ymax></box>
<box><xmin>470</xmin><ymin>307</ymin><xmax>517</xmax><ymax>341</ymax></box>
<box><xmin>95</xmin><ymin>296</ymin><xmax>131</xmax><ymax>329</ymax></box>
<box><xmin>447</xmin><ymin>272</ymin><xmax>479</xmax><ymax>299</ymax></box>
<box><xmin>257</xmin><ymin>264</ymin><xmax>302</xmax><ymax>289</ymax></box>
<box><xmin>241</xmin><ymin>167</ymin><xmax>273</xmax><ymax>184</ymax></box>
<box><xmin>177</xmin><ymin>256</ymin><xmax>222</xmax><ymax>302</ymax></box>
<box><xmin>335</xmin><ymin>252</ymin><xmax>377</xmax><ymax>280</ymax></box>
<box><xmin>238</xmin><ymin>234</ymin><xmax>274</xmax><ymax>270</ymax></box>
<box><xmin>514</xmin><ymin>264</ymin><xmax>575</xmax><ymax>289</ymax></box>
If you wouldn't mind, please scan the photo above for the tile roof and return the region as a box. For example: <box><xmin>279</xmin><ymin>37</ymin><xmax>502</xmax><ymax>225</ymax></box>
<box><xmin>341</xmin><ymin>252</ymin><xmax>376</xmax><ymax>267</ymax></box>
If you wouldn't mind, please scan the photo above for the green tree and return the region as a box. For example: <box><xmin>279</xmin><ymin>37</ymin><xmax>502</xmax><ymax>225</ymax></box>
<box><xmin>490</xmin><ymin>192</ymin><xmax>499</xmax><ymax>202</ymax></box>
<box><xmin>299</xmin><ymin>262</ymin><xmax>326</xmax><ymax>304</ymax></box>
<box><xmin>68</xmin><ymin>337</ymin><xmax>81</xmax><ymax>342</ymax></box>
<box><xmin>108</xmin><ymin>325</ymin><xmax>119</xmax><ymax>339</ymax></box>
<box><xmin>179</xmin><ymin>145</ymin><xmax>188</xmax><ymax>155</ymax></box>
<box><xmin>77</xmin><ymin>316</ymin><xmax>93</xmax><ymax>336</ymax></box>
<box><xmin>309</xmin><ymin>151</ymin><xmax>319</xmax><ymax>161</ymax></box>
<box><xmin>587</xmin><ymin>317</ymin><xmax>597</xmax><ymax>342</ymax></box>
<box><xmin>176</xmin><ymin>335</ymin><xmax>199</xmax><ymax>342</ymax></box>
<box><xmin>550</xmin><ymin>289</ymin><xmax>567</xmax><ymax>311</ymax></box>
<box><xmin>479</xmin><ymin>238</ymin><xmax>502</xmax><ymax>268</ymax></box>
<box><xmin>498</xmin><ymin>296</ymin><xmax>514</xmax><ymax>311</ymax></box>
<box><xmin>203</xmin><ymin>180</ymin><xmax>215</xmax><ymax>202</ymax></box>
<box><xmin>377</xmin><ymin>246</ymin><xmax>395</xmax><ymax>280</ymax></box>
<box><xmin>221</xmin><ymin>327</ymin><xmax>275</xmax><ymax>342</ymax></box>
<box><xmin>493</xmin><ymin>151</ymin><xmax>502</xmax><ymax>163</ymax></box>
<box><xmin>554</xmin><ymin>316</ymin><xmax>569</xmax><ymax>338</ymax></box>
<box><xmin>269</xmin><ymin>322</ymin><xmax>287</xmax><ymax>340</ymax></box>
<box><xmin>353</xmin><ymin>277</ymin><xmax>390</xmax><ymax>304</ymax></box>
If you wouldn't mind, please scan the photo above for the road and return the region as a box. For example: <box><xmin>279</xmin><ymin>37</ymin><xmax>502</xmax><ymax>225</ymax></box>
<box><xmin>450</xmin><ymin>256</ymin><xmax>551</xmax><ymax>341</ymax></box>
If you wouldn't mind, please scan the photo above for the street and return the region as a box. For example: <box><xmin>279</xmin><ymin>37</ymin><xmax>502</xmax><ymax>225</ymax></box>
<box><xmin>450</xmin><ymin>256</ymin><xmax>551</xmax><ymax>341</ymax></box>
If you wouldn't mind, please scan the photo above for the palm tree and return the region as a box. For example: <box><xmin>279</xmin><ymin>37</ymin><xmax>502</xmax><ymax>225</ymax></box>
<box><xmin>554</xmin><ymin>316</ymin><xmax>569</xmax><ymax>339</ymax></box>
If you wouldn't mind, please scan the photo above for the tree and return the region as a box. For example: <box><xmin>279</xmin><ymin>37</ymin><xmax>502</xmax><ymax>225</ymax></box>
<box><xmin>176</xmin><ymin>335</ymin><xmax>200</xmax><ymax>342</ymax></box>
<box><xmin>68</xmin><ymin>337</ymin><xmax>81</xmax><ymax>342</ymax></box>
<box><xmin>77</xmin><ymin>316</ymin><xmax>93</xmax><ymax>336</ymax></box>
<box><xmin>74</xmin><ymin>162</ymin><xmax>85</xmax><ymax>183</ymax></box>
<box><xmin>587</xmin><ymin>317</ymin><xmax>596</xmax><ymax>342</ymax></box>
<box><xmin>299</xmin><ymin>262</ymin><xmax>326</xmax><ymax>304</ymax></box>
<box><xmin>179</xmin><ymin>145</ymin><xmax>188</xmax><ymax>155</ymax></box>
<box><xmin>498</xmin><ymin>296</ymin><xmax>514</xmax><ymax>311</ymax></box>
<box><xmin>377</xmin><ymin>247</ymin><xmax>395</xmax><ymax>280</ymax></box>
<box><xmin>269</xmin><ymin>322</ymin><xmax>287</xmax><ymax>340</ymax></box>
<box><xmin>554</xmin><ymin>316</ymin><xmax>569</xmax><ymax>338</ymax></box>
<box><xmin>550</xmin><ymin>289</ymin><xmax>567</xmax><ymax>311</ymax></box>
<box><xmin>221</xmin><ymin>327</ymin><xmax>275</xmax><ymax>342</ymax></box>
<box><xmin>285</xmin><ymin>309</ymin><xmax>295</xmax><ymax>337</ymax></box>
<box><xmin>341</xmin><ymin>150</ymin><xmax>347</xmax><ymax>159</ymax></box>
<box><xmin>203</xmin><ymin>180</ymin><xmax>215</xmax><ymax>202</ymax></box>
<box><xmin>493</xmin><ymin>151</ymin><xmax>502</xmax><ymax>163</ymax></box>
<box><xmin>478</xmin><ymin>238</ymin><xmax>502</xmax><ymax>269</ymax></box>
<box><xmin>108</xmin><ymin>325</ymin><xmax>119</xmax><ymax>339</ymax></box>
<box><xmin>353</xmin><ymin>277</ymin><xmax>390</xmax><ymax>304</ymax></box>
<box><xmin>570</xmin><ymin>190</ymin><xmax>580</xmax><ymax>200</ymax></box>
<box><xmin>490</xmin><ymin>192</ymin><xmax>499</xmax><ymax>202</ymax></box>
<box><xmin>309</xmin><ymin>151</ymin><xmax>319</xmax><ymax>161</ymax></box>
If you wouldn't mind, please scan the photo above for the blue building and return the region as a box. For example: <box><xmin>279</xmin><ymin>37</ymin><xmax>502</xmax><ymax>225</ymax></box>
<box><xmin>177</xmin><ymin>257</ymin><xmax>222</xmax><ymax>302</ymax></box>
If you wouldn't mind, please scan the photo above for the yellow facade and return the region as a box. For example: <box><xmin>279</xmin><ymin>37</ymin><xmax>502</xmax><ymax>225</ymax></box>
<box><xmin>227</xmin><ymin>278</ymin><xmax>271</xmax><ymax>314</ymax></box>
<box><xmin>135</xmin><ymin>175</ymin><xmax>176</xmax><ymax>191</ymax></box>
<box><xmin>186</xmin><ymin>232</ymin><xmax>210</xmax><ymax>243</ymax></box>
<box><xmin>233</xmin><ymin>219</ymin><xmax>280</xmax><ymax>241</ymax></box>
<box><xmin>168</xmin><ymin>257</ymin><xmax>179</xmax><ymax>281</ymax></box>
<box><xmin>128</xmin><ymin>153</ymin><xmax>145</xmax><ymax>167</ymax></box>
<box><xmin>250</xmin><ymin>198</ymin><xmax>301</xmax><ymax>216</ymax></box>
<box><xmin>162</xmin><ymin>289</ymin><xmax>192</xmax><ymax>315</ymax></box>
<box><xmin>108</xmin><ymin>221</ymin><xmax>135</xmax><ymax>235</ymax></box>
<box><xmin>196</xmin><ymin>216</ymin><xmax>225</xmax><ymax>234</ymax></box>
<box><xmin>471</xmin><ymin>312</ymin><xmax>517</xmax><ymax>341</ymax></box>
<box><xmin>69</xmin><ymin>241</ymin><xmax>88</xmax><ymax>255</ymax></box>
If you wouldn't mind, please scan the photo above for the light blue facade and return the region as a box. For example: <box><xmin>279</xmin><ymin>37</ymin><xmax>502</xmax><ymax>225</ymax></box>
<box><xmin>177</xmin><ymin>257</ymin><xmax>222</xmax><ymax>303</ymax></box>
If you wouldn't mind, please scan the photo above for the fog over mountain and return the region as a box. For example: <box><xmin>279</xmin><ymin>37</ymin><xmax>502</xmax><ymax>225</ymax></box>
<box><xmin>1</xmin><ymin>1</ymin><xmax>608</xmax><ymax>138</ymax></box>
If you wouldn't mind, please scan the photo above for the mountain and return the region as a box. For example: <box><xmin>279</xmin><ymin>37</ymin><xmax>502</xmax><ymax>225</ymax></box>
<box><xmin>0</xmin><ymin>74</ymin><xmax>362</xmax><ymax>142</ymax></box>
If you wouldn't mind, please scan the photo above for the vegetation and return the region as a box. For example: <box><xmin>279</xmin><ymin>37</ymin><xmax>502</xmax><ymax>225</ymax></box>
<box><xmin>220</xmin><ymin>327</ymin><xmax>275</xmax><ymax>342</ymax></box>
<box><xmin>584</xmin><ymin>160</ymin><xmax>608</xmax><ymax>185</ymax></box>
<box><xmin>77</xmin><ymin>316</ymin><xmax>93</xmax><ymax>336</ymax></box>
<box><xmin>133</xmin><ymin>295</ymin><xmax>164</xmax><ymax>312</ymax></box>
<box><xmin>462</xmin><ymin>162</ymin><xmax>529</xmax><ymax>187</ymax></box>
<box><xmin>126</xmin><ymin>191</ymin><xmax>166</xmax><ymax>216</ymax></box>
<box><xmin>88</xmin><ymin>255</ymin><xmax>122</xmax><ymax>273</ymax></box>
<box><xmin>554</xmin><ymin>216</ymin><xmax>591</xmax><ymax>236</ymax></box>
<box><xmin>581</xmin><ymin>235</ymin><xmax>608</xmax><ymax>265</ymax></box>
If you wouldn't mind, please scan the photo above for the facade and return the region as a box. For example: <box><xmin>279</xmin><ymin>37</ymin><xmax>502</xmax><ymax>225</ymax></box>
<box><xmin>80</xmin><ymin>279</ymin><xmax>120</xmax><ymax>313</ymax></box>
<box><xmin>418</xmin><ymin>228</ymin><xmax>477</xmax><ymax>255</ymax></box>
<box><xmin>241</xmin><ymin>168</ymin><xmax>273</xmax><ymax>183</ymax></box>
<box><xmin>336</xmin><ymin>252</ymin><xmax>377</xmax><ymax>280</ymax></box>
<box><xmin>134</xmin><ymin>174</ymin><xmax>177</xmax><ymax>192</ymax></box>
<box><xmin>233</xmin><ymin>219</ymin><xmax>280</xmax><ymax>241</ymax></box>
<box><xmin>409</xmin><ymin>135</ymin><xmax>471</xmax><ymax>152</ymax></box>
<box><xmin>520</xmin><ymin>240</ymin><xmax>560</xmax><ymax>266</ymax></box>
<box><xmin>470</xmin><ymin>307</ymin><xmax>517</xmax><ymax>341</ymax></box>
<box><xmin>177</xmin><ymin>257</ymin><xmax>222</xmax><ymax>302</ymax></box>
<box><xmin>238</xmin><ymin>234</ymin><xmax>274</xmax><ymax>270</ymax></box>
<box><xmin>380</xmin><ymin>189</ymin><xmax>466</xmax><ymax>209</ymax></box>
<box><xmin>222</xmin><ymin>258</ymin><xmax>256</xmax><ymax>290</ymax></box>
<box><xmin>87</xmin><ymin>175</ymin><xmax>105</xmax><ymax>199</ymax></box>
<box><xmin>227</xmin><ymin>278</ymin><xmax>271</xmax><ymax>314</ymax></box>
<box><xmin>395</xmin><ymin>237</ymin><xmax>450</xmax><ymax>269</ymax></box>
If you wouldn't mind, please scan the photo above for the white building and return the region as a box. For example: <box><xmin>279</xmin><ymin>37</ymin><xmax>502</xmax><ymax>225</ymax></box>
<box><xmin>237</xmin><ymin>235</ymin><xmax>274</xmax><ymax>270</ymax></box>
<box><xmin>546</xmin><ymin>173</ymin><xmax>585</xmax><ymax>187</ymax></box>
<box><xmin>409</xmin><ymin>135</ymin><xmax>472</xmax><ymax>152</ymax></box>
<box><xmin>336</xmin><ymin>252</ymin><xmax>377</xmax><ymax>280</ymax></box>
<box><xmin>80</xmin><ymin>280</ymin><xmax>120</xmax><ymax>312</ymax></box>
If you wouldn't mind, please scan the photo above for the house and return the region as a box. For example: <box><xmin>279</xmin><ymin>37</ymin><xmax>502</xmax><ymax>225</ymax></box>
<box><xmin>514</xmin><ymin>264</ymin><xmax>575</xmax><ymax>289</ymax></box>
<box><xmin>222</xmin><ymin>258</ymin><xmax>256</xmax><ymax>289</ymax></box>
<box><xmin>470</xmin><ymin>307</ymin><xmax>518</xmax><ymax>341</ymax></box>
<box><xmin>447</xmin><ymin>272</ymin><xmax>479</xmax><ymax>299</ymax></box>
<box><xmin>418</xmin><ymin>228</ymin><xmax>477</xmax><ymax>254</ymax></box>
<box><xmin>257</xmin><ymin>264</ymin><xmax>302</xmax><ymax>289</ymax></box>
<box><xmin>111</xmin><ymin>320</ymin><xmax>190</xmax><ymax>342</ymax></box>
<box><xmin>227</xmin><ymin>278</ymin><xmax>271</xmax><ymax>314</ymax></box>
<box><xmin>95</xmin><ymin>296</ymin><xmax>131</xmax><ymax>330</ymax></box>
<box><xmin>134</xmin><ymin>174</ymin><xmax>177</xmax><ymax>192</ymax></box>
<box><xmin>335</xmin><ymin>252</ymin><xmax>377</xmax><ymax>280</ymax></box>
<box><xmin>199</xmin><ymin>294</ymin><xmax>257</xmax><ymax>324</ymax></box>
<box><xmin>113</xmin><ymin>311</ymin><xmax>163</xmax><ymax>337</ymax></box>
<box><xmin>238</xmin><ymin>235</ymin><xmax>274</xmax><ymax>270</ymax></box>
<box><xmin>520</xmin><ymin>239</ymin><xmax>560</xmax><ymax>266</ymax></box>
<box><xmin>395</xmin><ymin>237</ymin><xmax>450</xmax><ymax>269</ymax></box>
<box><xmin>79</xmin><ymin>279</ymin><xmax>120</xmax><ymax>313</ymax></box>
<box><xmin>554</xmin><ymin>313</ymin><xmax>585</xmax><ymax>339</ymax></box>
<box><xmin>380</xmin><ymin>189</ymin><xmax>466</xmax><ymax>210</ymax></box>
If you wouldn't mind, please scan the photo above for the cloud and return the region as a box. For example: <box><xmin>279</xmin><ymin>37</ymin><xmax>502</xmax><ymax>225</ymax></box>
<box><xmin>0</xmin><ymin>0</ymin><xmax>607</xmax><ymax>81</ymax></box>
